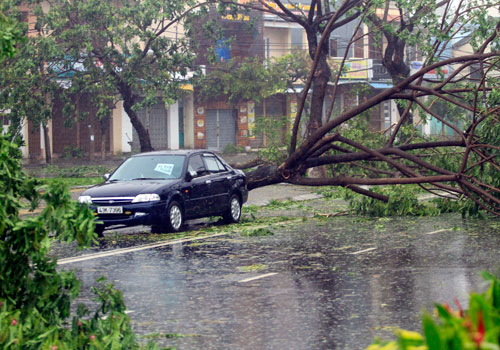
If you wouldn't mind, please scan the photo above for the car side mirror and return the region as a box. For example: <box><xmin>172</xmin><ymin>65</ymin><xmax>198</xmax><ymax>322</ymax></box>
<box><xmin>185</xmin><ymin>170</ymin><xmax>197</xmax><ymax>182</ymax></box>
<box><xmin>104</xmin><ymin>173</ymin><xmax>110</xmax><ymax>181</ymax></box>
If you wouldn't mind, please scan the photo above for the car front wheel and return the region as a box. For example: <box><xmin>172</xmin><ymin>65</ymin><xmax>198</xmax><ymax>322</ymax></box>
<box><xmin>167</xmin><ymin>201</ymin><xmax>184</xmax><ymax>232</ymax></box>
<box><xmin>223</xmin><ymin>194</ymin><xmax>241</xmax><ymax>224</ymax></box>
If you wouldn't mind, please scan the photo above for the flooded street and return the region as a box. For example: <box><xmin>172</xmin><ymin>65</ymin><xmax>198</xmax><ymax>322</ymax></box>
<box><xmin>59</xmin><ymin>202</ymin><xmax>500</xmax><ymax>349</ymax></box>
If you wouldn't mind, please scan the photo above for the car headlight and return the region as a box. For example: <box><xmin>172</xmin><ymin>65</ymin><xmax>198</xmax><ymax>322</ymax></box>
<box><xmin>78</xmin><ymin>195</ymin><xmax>92</xmax><ymax>204</ymax></box>
<box><xmin>132</xmin><ymin>193</ymin><xmax>161</xmax><ymax>203</ymax></box>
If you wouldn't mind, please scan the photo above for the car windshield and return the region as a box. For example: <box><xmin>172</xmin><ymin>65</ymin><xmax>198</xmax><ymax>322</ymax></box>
<box><xmin>109</xmin><ymin>155</ymin><xmax>186</xmax><ymax>181</ymax></box>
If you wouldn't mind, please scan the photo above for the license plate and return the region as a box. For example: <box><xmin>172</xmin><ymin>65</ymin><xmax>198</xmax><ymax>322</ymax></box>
<box><xmin>97</xmin><ymin>206</ymin><xmax>123</xmax><ymax>214</ymax></box>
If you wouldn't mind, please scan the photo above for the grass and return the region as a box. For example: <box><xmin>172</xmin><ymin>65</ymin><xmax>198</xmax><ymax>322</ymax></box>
<box><xmin>41</xmin><ymin>176</ymin><xmax>103</xmax><ymax>187</ymax></box>
<box><xmin>29</xmin><ymin>164</ymin><xmax>113</xmax><ymax>188</ymax></box>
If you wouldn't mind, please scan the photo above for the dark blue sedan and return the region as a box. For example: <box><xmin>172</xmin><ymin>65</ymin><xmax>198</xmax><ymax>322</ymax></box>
<box><xmin>78</xmin><ymin>150</ymin><xmax>248</xmax><ymax>236</ymax></box>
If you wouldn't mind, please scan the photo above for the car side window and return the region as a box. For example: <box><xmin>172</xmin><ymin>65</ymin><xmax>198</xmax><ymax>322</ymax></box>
<box><xmin>187</xmin><ymin>154</ymin><xmax>207</xmax><ymax>178</ymax></box>
<box><xmin>204</xmin><ymin>155</ymin><xmax>226</xmax><ymax>173</ymax></box>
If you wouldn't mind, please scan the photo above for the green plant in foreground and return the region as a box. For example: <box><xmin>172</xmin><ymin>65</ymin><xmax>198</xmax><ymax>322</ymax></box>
<box><xmin>0</xmin><ymin>134</ymin><xmax>156</xmax><ymax>349</ymax></box>
<box><xmin>368</xmin><ymin>271</ymin><xmax>500</xmax><ymax>350</ymax></box>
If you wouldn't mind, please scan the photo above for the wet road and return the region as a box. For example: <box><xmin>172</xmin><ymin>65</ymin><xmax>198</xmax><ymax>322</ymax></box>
<box><xmin>60</xmin><ymin>209</ymin><xmax>500</xmax><ymax>350</ymax></box>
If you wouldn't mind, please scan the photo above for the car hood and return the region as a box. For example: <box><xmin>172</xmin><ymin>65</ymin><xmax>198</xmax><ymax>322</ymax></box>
<box><xmin>82</xmin><ymin>179</ymin><xmax>179</xmax><ymax>198</ymax></box>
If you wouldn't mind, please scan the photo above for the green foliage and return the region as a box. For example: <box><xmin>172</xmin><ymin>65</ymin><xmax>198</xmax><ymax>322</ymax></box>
<box><xmin>0</xmin><ymin>12</ymin><xmax>25</xmax><ymax>59</ymax></box>
<box><xmin>62</xmin><ymin>146</ymin><xmax>85</xmax><ymax>159</ymax></box>
<box><xmin>41</xmin><ymin>164</ymin><xmax>112</xmax><ymax>177</ymax></box>
<box><xmin>345</xmin><ymin>185</ymin><xmax>437</xmax><ymax>217</ymax></box>
<box><xmin>194</xmin><ymin>57</ymin><xmax>286</xmax><ymax>105</ymax></box>
<box><xmin>222</xmin><ymin>143</ymin><xmax>244</xmax><ymax>155</ymax></box>
<box><xmin>271</xmin><ymin>50</ymin><xmax>311</xmax><ymax>91</ymax></box>
<box><xmin>194</xmin><ymin>52</ymin><xmax>310</xmax><ymax>105</ymax></box>
<box><xmin>314</xmin><ymin>186</ymin><xmax>347</xmax><ymax>199</ymax></box>
<box><xmin>345</xmin><ymin>185</ymin><xmax>487</xmax><ymax>218</ymax></box>
<box><xmin>0</xmin><ymin>134</ymin><xmax>156</xmax><ymax>349</ymax></box>
<box><xmin>241</xmin><ymin>227</ymin><xmax>274</xmax><ymax>237</ymax></box>
<box><xmin>368</xmin><ymin>272</ymin><xmax>500</xmax><ymax>350</ymax></box>
<box><xmin>255</xmin><ymin>114</ymin><xmax>290</xmax><ymax>164</ymax></box>
<box><xmin>0</xmin><ymin>22</ymin><xmax>64</xmax><ymax>136</ymax></box>
<box><xmin>40</xmin><ymin>176</ymin><xmax>103</xmax><ymax>188</ymax></box>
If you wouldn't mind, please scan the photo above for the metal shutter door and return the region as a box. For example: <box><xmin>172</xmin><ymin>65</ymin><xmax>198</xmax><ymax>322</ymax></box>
<box><xmin>206</xmin><ymin>110</ymin><xmax>218</xmax><ymax>149</ymax></box>
<box><xmin>149</xmin><ymin>103</ymin><xmax>168</xmax><ymax>150</ymax></box>
<box><xmin>132</xmin><ymin>101</ymin><xmax>169</xmax><ymax>151</ymax></box>
<box><xmin>218</xmin><ymin>109</ymin><xmax>235</xmax><ymax>150</ymax></box>
<box><xmin>206</xmin><ymin>109</ymin><xmax>235</xmax><ymax>150</ymax></box>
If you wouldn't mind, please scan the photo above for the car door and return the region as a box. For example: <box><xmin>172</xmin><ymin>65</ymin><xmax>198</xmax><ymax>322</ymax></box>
<box><xmin>202</xmin><ymin>153</ymin><xmax>231</xmax><ymax>215</ymax></box>
<box><xmin>182</xmin><ymin>154</ymin><xmax>211</xmax><ymax>218</ymax></box>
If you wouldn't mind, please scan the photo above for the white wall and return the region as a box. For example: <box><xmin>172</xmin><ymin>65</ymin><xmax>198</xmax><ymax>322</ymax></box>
<box><xmin>167</xmin><ymin>102</ymin><xmax>179</xmax><ymax>150</ymax></box>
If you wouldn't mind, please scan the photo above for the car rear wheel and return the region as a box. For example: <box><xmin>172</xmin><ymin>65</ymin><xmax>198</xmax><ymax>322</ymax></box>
<box><xmin>223</xmin><ymin>194</ymin><xmax>241</xmax><ymax>224</ymax></box>
<box><xmin>166</xmin><ymin>201</ymin><xmax>183</xmax><ymax>232</ymax></box>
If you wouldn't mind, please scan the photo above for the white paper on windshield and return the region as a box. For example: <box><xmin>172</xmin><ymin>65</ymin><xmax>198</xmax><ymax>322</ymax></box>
<box><xmin>154</xmin><ymin>163</ymin><xmax>174</xmax><ymax>175</ymax></box>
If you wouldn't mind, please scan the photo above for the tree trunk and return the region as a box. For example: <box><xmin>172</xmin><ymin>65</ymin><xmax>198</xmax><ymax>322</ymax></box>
<box><xmin>305</xmin><ymin>34</ymin><xmax>331</xmax><ymax>139</ymax></box>
<box><xmin>100</xmin><ymin>115</ymin><xmax>109</xmax><ymax>160</ymax></box>
<box><xmin>245</xmin><ymin>164</ymin><xmax>283</xmax><ymax>190</ymax></box>
<box><xmin>76</xmin><ymin>120</ymin><xmax>81</xmax><ymax>149</ymax></box>
<box><xmin>101</xmin><ymin>130</ymin><xmax>107</xmax><ymax>160</ymax></box>
<box><xmin>305</xmin><ymin>35</ymin><xmax>330</xmax><ymax>178</ymax></box>
<box><xmin>42</xmin><ymin>123</ymin><xmax>51</xmax><ymax>164</ymax></box>
<box><xmin>121</xmin><ymin>87</ymin><xmax>153</xmax><ymax>153</ymax></box>
<box><xmin>383</xmin><ymin>36</ymin><xmax>413</xmax><ymax>126</ymax></box>
<box><xmin>89</xmin><ymin>122</ymin><xmax>95</xmax><ymax>161</ymax></box>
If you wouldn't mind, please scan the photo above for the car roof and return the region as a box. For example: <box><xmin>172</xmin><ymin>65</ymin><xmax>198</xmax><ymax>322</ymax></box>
<box><xmin>131</xmin><ymin>149</ymin><xmax>217</xmax><ymax>157</ymax></box>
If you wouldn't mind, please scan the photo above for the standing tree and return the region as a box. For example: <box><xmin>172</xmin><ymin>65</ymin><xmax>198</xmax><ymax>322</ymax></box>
<box><xmin>28</xmin><ymin>0</ymin><xmax>207</xmax><ymax>152</ymax></box>
<box><xmin>217</xmin><ymin>0</ymin><xmax>500</xmax><ymax>215</ymax></box>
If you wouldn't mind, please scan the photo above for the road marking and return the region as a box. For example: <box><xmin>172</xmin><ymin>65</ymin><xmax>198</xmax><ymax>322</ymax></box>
<box><xmin>350</xmin><ymin>247</ymin><xmax>377</xmax><ymax>255</ymax></box>
<box><xmin>57</xmin><ymin>233</ymin><xmax>228</xmax><ymax>265</ymax></box>
<box><xmin>58</xmin><ymin>218</ymin><xmax>303</xmax><ymax>265</ymax></box>
<box><xmin>239</xmin><ymin>273</ymin><xmax>278</xmax><ymax>283</ymax></box>
<box><xmin>425</xmin><ymin>228</ymin><xmax>451</xmax><ymax>235</ymax></box>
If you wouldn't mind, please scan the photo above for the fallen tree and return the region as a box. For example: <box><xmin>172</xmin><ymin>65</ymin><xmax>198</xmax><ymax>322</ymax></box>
<box><xmin>220</xmin><ymin>0</ymin><xmax>500</xmax><ymax>216</ymax></box>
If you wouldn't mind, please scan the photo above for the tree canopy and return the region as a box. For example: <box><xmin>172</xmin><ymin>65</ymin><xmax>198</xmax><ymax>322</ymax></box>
<box><xmin>194</xmin><ymin>51</ymin><xmax>311</xmax><ymax>105</ymax></box>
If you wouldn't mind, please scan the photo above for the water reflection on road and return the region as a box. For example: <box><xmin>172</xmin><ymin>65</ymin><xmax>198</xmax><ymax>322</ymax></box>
<box><xmin>69</xmin><ymin>214</ymin><xmax>500</xmax><ymax>349</ymax></box>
